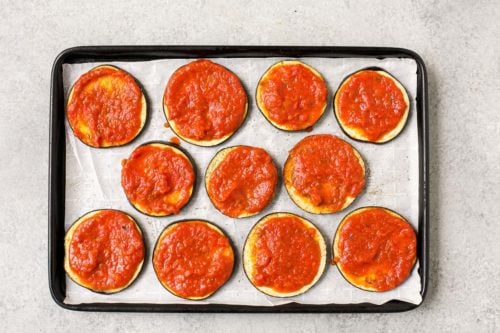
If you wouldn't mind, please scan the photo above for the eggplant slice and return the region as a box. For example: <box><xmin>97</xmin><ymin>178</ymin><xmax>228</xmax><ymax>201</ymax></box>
<box><xmin>283</xmin><ymin>134</ymin><xmax>366</xmax><ymax>214</ymax></box>
<box><xmin>332</xmin><ymin>206</ymin><xmax>417</xmax><ymax>292</ymax></box>
<box><xmin>333</xmin><ymin>68</ymin><xmax>410</xmax><ymax>144</ymax></box>
<box><xmin>66</xmin><ymin>65</ymin><xmax>147</xmax><ymax>148</ymax></box>
<box><xmin>152</xmin><ymin>220</ymin><xmax>235</xmax><ymax>300</ymax></box>
<box><xmin>205</xmin><ymin>145</ymin><xmax>278</xmax><ymax>218</ymax></box>
<box><xmin>243</xmin><ymin>212</ymin><xmax>327</xmax><ymax>297</ymax></box>
<box><xmin>64</xmin><ymin>209</ymin><xmax>145</xmax><ymax>294</ymax></box>
<box><xmin>163</xmin><ymin>60</ymin><xmax>248</xmax><ymax>147</ymax></box>
<box><xmin>256</xmin><ymin>60</ymin><xmax>328</xmax><ymax>131</ymax></box>
<box><xmin>121</xmin><ymin>141</ymin><xmax>196</xmax><ymax>217</ymax></box>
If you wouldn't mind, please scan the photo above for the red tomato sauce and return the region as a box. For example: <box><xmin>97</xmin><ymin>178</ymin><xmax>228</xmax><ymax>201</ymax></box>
<box><xmin>207</xmin><ymin>146</ymin><xmax>278</xmax><ymax>217</ymax></box>
<box><xmin>250</xmin><ymin>215</ymin><xmax>322</xmax><ymax>293</ymax></box>
<box><xmin>258</xmin><ymin>62</ymin><xmax>327</xmax><ymax>130</ymax></box>
<box><xmin>121</xmin><ymin>144</ymin><xmax>195</xmax><ymax>216</ymax></box>
<box><xmin>287</xmin><ymin>134</ymin><xmax>365</xmax><ymax>211</ymax></box>
<box><xmin>336</xmin><ymin>70</ymin><xmax>408</xmax><ymax>141</ymax></box>
<box><xmin>68</xmin><ymin>210</ymin><xmax>144</xmax><ymax>291</ymax></box>
<box><xmin>164</xmin><ymin>60</ymin><xmax>247</xmax><ymax>142</ymax></box>
<box><xmin>153</xmin><ymin>221</ymin><xmax>234</xmax><ymax>298</ymax></box>
<box><xmin>334</xmin><ymin>208</ymin><xmax>417</xmax><ymax>291</ymax></box>
<box><xmin>169</xmin><ymin>136</ymin><xmax>180</xmax><ymax>145</ymax></box>
<box><xmin>66</xmin><ymin>66</ymin><xmax>144</xmax><ymax>147</ymax></box>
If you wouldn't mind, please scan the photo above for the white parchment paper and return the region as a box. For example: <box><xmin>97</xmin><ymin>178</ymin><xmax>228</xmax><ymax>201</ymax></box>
<box><xmin>62</xmin><ymin>57</ymin><xmax>421</xmax><ymax>306</ymax></box>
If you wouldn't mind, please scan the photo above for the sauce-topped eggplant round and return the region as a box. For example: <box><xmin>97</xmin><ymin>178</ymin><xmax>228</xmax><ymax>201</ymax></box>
<box><xmin>205</xmin><ymin>145</ymin><xmax>278</xmax><ymax>218</ymax></box>
<box><xmin>256</xmin><ymin>60</ymin><xmax>328</xmax><ymax>131</ymax></box>
<box><xmin>284</xmin><ymin>134</ymin><xmax>366</xmax><ymax>214</ymax></box>
<box><xmin>153</xmin><ymin>220</ymin><xmax>235</xmax><ymax>300</ymax></box>
<box><xmin>66</xmin><ymin>65</ymin><xmax>147</xmax><ymax>148</ymax></box>
<box><xmin>121</xmin><ymin>142</ymin><xmax>196</xmax><ymax>217</ymax></box>
<box><xmin>334</xmin><ymin>69</ymin><xmax>410</xmax><ymax>143</ymax></box>
<box><xmin>243</xmin><ymin>212</ymin><xmax>326</xmax><ymax>297</ymax></box>
<box><xmin>163</xmin><ymin>59</ymin><xmax>248</xmax><ymax>146</ymax></box>
<box><xmin>64</xmin><ymin>209</ymin><xmax>145</xmax><ymax>294</ymax></box>
<box><xmin>333</xmin><ymin>207</ymin><xmax>417</xmax><ymax>292</ymax></box>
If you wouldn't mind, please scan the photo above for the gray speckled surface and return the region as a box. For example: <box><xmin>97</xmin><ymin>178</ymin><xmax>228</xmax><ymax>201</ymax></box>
<box><xmin>0</xmin><ymin>0</ymin><xmax>499</xmax><ymax>331</ymax></box>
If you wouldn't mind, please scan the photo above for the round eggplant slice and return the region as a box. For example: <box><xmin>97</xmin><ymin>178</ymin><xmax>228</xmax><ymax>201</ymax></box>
<box><xmin>284</xmin><ymin>134</ymin><xmax>366</xmax><ymax>214</ymax></box>
<box><xmin>64</xmin><ymin>209</ymin><xmax>145</xmax><ymax>294</ymax></box>
<box><xmin>334</xmin><ymin>69</ymin><xmax>410</xmax><ymax>144</ymax></box>
<box><xmin>66</xmin><ymin>65</ymin><xmax>147</xmax><ymax>148</ymax></box>
<box><xmin>256</xmin><ymin>60</ymin><xmax>328</xmax><ymax>131</ymax></box>
<box><xmin>205</xmin><ymin>145</ymin><xmax>278</xmax><ymax>218</ymax></box>
<box><xmin>163</xmin><ymin>59</ymin><xmax>248</xmax><ymax>147</ymax></box>
<box><xmin>121</xmin><ymin>141</ymin><xmax>196</xmax><ymax>217</ymax></box>
<box><xmin>243</xmin><ymin>212</ymin><xmax>326</xmax><ymax>297</ymax></box>
<box><xmin>153</xmin><ymin>220</ymin><xmax>235</xmax><ymax>300</ymax></box>
<box><xmin>332</xmin><ymin>206</ymin><xmax>417</xmax><ymax>292</ymax></box>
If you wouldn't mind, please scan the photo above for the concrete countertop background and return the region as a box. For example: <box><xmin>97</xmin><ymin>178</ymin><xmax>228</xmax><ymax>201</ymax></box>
<box><xmin>0</xmin><ymin>0</ymin><xmax>498</xmax><ymax>331</ymax></box>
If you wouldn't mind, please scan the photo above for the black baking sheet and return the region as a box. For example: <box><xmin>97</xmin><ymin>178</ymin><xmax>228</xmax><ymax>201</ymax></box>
<box><xmin>49</xmin><ymin>46</ymin><xmax>429</xmax><ymax>312</ymax></box>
